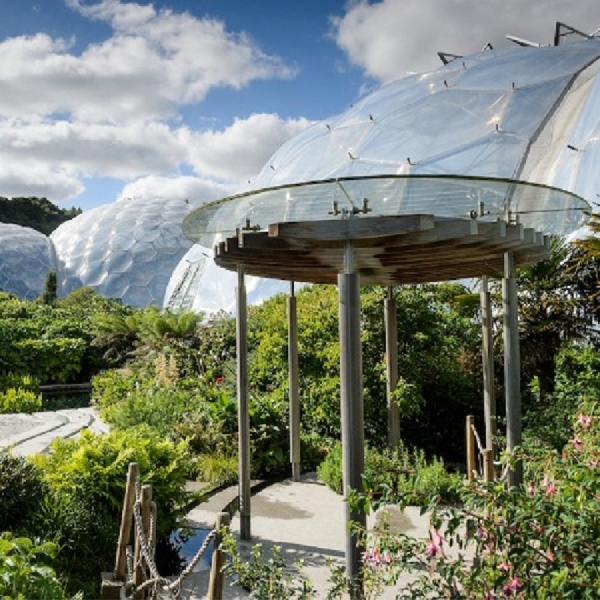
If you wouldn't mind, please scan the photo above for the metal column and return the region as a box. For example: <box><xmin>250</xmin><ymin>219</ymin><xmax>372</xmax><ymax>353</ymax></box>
<box><xmin>502</xmin><ymin>253</ymin><xmax>522</xmax><ymax>486</ymax></box>
<box><xmin>288</xmin><ymin>282</ymin><xmax>301</xmax><ymax>481</ymax></box>
<box><xmin>481</xmin><ymin>275</ymin><xmax>496</xmax><ymax>451</ymax></box>
<box><xmin>236</xmin><ymin>265</ymin><xmax>251</xmax><ymax>539</ymax></box>
<box><xmin>338</xmin><ymin>242</ymin><xmax>365</xmax><ymax>588</ymax></box>
<box><xmin>385</xmin><ymin>287</ymin><xmax>400</xmax><ymax>448</ymax></box>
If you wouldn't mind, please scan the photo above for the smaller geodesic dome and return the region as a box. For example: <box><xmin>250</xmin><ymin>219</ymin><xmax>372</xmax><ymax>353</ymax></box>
<box><xmin>51</xmin><ymin>196</ymin><xmax>204</xmax><ymax>307</ymax></box>
<box><xmin>0</xmin><ymin>224</ymin><xmax>57</xmax><ymax>300</ymax></box>
<box><xmin>163</xmin><ymin>243</ymin><xmax>295</xmax><ymax>313</ymax></box>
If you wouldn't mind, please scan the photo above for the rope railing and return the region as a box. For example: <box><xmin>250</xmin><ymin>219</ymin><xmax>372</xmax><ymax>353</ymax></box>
<box><xmin>101</xmin><ymin>462</ymin><xmax>230</xmax><ymax>600</ymax></box>
<box><xmin>466</xmin><ymin>415</ymin><xmax>495</xmax><ymax>483</ymax></box>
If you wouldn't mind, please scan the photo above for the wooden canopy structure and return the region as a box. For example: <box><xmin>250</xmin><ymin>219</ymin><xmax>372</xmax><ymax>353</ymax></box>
<box><xmin>214</xmin><ymin>215</ymin><xmax>549</xmax><ymax>283</ymax></box>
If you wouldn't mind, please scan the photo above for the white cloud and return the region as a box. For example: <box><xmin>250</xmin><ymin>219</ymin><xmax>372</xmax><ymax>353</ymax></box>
<box><xmin>186</xmin><ymin>114</ymin><xmax>313</xmax><ymax>181</ymax></box>
<box><xmin>333</xmin><ymin>0</ymin><xmax>600</xmax><ymax>82</ymax></box>
<box><xmin>0</xmin><ymin>1</ymin><xmax>308</xmax><ymax>203</ymax></box>
<box><xmin>0</xmin><ymin>113</ymin><xmax>311</xmax><ymax>201</ymax></box>
<box><xmin>117</xmin><ymin>174</ymin><xmax>233</xmax><ymax>203</ymax></box>
<box><xmin>0</xmin><ymin>0</ymin><xmax>295</xmax><ymax>123</ymax></box>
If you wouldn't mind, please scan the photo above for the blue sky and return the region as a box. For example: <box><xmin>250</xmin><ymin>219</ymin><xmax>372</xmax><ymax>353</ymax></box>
<box><xmin>1</xmin><ymin>0</ymin><xmax>599</xmax><ymax>211</ymax></box>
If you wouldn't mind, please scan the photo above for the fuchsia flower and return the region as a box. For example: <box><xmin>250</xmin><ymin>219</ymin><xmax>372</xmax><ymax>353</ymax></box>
<box><xmin>362</xmin><ymin>548</ymin><xmax>392</xmax><ymax>570</ymax></box>
<box><xmin>526</xmin><ymin>482</ymin><xmax>535</xmax><ymax>495</ymax></box>
<box><xmin>578</xmin><ymin>414</ymin><xmax>592</xmax><ymax>429</ymax></box>
<box><xmin>426</xmin><ymin>529</ymin><xmax>444</xmax><ymax>558</ymax></box>
<box><xmin>502</xmin><ymin>577</ymin><xmax>522</xmax><ymax>596</ymax></box>
<box><xmin>215</xmin><ymin>376</ymin><xmax>223</xmax><ymax>384</ymax></box>
<box><xmin>498</xmin><ymin>561</ymin><xmax>510</xmax><ymax>573</ymax></box>
<box><xmin>572</xmin><ymin>434</ymin><xmax>583</xmax><ymax>452</ymax></box>
<box><xmin>543</xmin><ymin>479</ymin><xmax>556</xmax><ymax>496</ymax></box>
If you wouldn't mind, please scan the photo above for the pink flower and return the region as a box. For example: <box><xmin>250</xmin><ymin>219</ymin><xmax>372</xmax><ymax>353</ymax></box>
<box><xmin>578</xmin><ymin>414</ymin><xmax>592</xmax><ymax>429</ymax></box>
<box><xmin>215</xmin><ymin>376</ymin><xmax>223</xmax><ymax>384</ymax></box>
<box><xmin>588</xmin><ymin>459</ymin><xmax>598</xmax><ymax>469</ymax></box>
<box><xmin>477</xmin><ymin>525</ymin><xmax>488</xmax><ymax>541</ymax></box>
<box><xmin>498</xmin><ymin>561</ymin><xmax>510</xmax><ymax>573</ymax></box>
<box><xmin>544</xmin><ymin>479</ymin><xmax>556</xmax><ymax>496</ymax></box>
<box><xmin>362</xmin><ymin>548</ymin><xmax>392</xmax><ymax>570</ymax></box>
<box><xmin>502</xmin><ymin>577</ymin><xmax>522</xmax><ymax>596</ymax></box>
<box><xmin>546</xmin><ymin>549</ymin><xmax>554</xmax><ymax>563</ymax></box>
<box><xmin>572</xmin><ymin>434</ymin><xmax>583</xmax><ymax>452</ymax></box>
<box><xmin>526</xmin><ymin>482</ymin><xmax>535</xmax><ymax>495</ymax></box>
<box><xmin>426</xmin><ymin>529</ymin><xmax>444</xmax><ymax>558</ymax></box>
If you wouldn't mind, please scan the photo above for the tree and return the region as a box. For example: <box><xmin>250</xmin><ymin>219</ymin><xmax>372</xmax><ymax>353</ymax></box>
<box><xmin>39</xmin><ymin>271</ymin><xmax>57</xmax><ymax>306</ymax></box>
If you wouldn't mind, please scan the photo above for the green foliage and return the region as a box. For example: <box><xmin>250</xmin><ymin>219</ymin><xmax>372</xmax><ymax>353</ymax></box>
<box><xmin>524</xmin><ymin>344</ymin><xmax>600</xmax><ymax>450</ymax></box>
<box><xmin>0</xmin><ymin>453</ymin><xmax>45</xmax><ymax>533</ymax></box>
<box><xmin>29</xmin><ymin>427</ymin><xmax>189</xmax><ymax>597</ymax></box>
<box><xmin>40</xmin><ymin>271</ymin><xmax>57</xmax><ymax>306</ymax></box>
<box><xmin>0</xmin><ymin>196</ymin><xmax>81</xmax><ymax>235</ymax></box>
<box><xmin>0</xmin><ymin>533</ymin><xmax>73</xmax><ymax>600</ymax></box>
<box><xmin>222</xmin><ymin>535</ymin><xmax>314</xmax><ymax>599</ymax></box>
<box><xmin>344</xmin><ymin>400</ymin><xmax>600</xmax><ymax>599</ymax></box>
<box><xmin>0</xmin><ymin>374</ymin><xmax>38</xmax><ymax>393</ymax></box>
<box><xmin>318</xmin><ymin>442</ymin><xmax>460</xmax><ymax>505</ymax></box>
<box><xmin>0</xmin><ymin>388</ymin><xmax>42</xmax><ymax>413</ymax></box>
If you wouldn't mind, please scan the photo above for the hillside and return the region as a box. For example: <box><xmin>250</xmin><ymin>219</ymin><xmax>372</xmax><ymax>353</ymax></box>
<box><xmin>0</xmin><ymin>196</ymin><xmax>81</xmax><ymax>235</ymax></box>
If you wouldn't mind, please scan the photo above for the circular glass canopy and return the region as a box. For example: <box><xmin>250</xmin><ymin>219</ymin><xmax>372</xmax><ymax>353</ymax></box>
<box><xmin>183</xmin><ymin>175</ymin><xmax>589</xmax><ymax>247</ymax></box>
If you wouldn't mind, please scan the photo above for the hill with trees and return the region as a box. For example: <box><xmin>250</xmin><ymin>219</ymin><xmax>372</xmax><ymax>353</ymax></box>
<box><xmin>0</xmin><ymin>196</ymin><xmax>81</xmax><ymax>235</ymax></box>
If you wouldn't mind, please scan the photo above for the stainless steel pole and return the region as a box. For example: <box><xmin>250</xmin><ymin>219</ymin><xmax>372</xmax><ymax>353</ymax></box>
<box><xmin>385</xmin><ymin>286</ymin><xmax>400</xmax><ymax>448</ymax></box>
<box><xmin>236</xmin><ymin>265</ymin><xmax>251</xmax><ymax>538</ymax></box>
<box><xmin>339</xmin><ymin>242</ymin><xmax>365</xmax><ymax>590</ymax></box>
<box><xmin>503</xmin><ymin>253</ymin><xmax>522</xmax><ymax>486</ymax></box>
<box><xmin>288</xmin><ymin>281</ymin><xmax>301</xmax><ymax>481</ymax></box>
<box><xmin>481</xmin><ymin>275</ymin><xmax>496</xmax><ymax>451</ymax></box>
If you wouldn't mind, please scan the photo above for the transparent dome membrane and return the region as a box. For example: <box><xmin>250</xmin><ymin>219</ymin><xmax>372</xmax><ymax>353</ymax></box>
<box><xmin>182</xmin><ymin>175</ymin><xmax>590</xmax><ymax>246</ymax></box>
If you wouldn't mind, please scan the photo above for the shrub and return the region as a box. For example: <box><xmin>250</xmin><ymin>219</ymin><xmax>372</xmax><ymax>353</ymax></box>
<box><xmin>0</xmin><ymin>388</ymin><xmax>42</xmax><ymax>413</ymax></box>
<box><xmin>318</xmin><ymin>442</ymin><xmax>460</xmax><ymax>504</ymax></box>
<box><xmin>31</xmin><ymin>427</ymin><xmax>190</xmax><ymax>597</ymax></box>
<box><xmin>347</xmin><ymin>399</ymin><xmax>600</xmax><ymax>599</ymax></box>
<box><xmin>0</xmin><ymin>533</ymin><xmax>73</xmax><ymax>600</ymax></box>
<box><xmin>0</xmin><ymin>452</ymin><xmax>45</xmax><ymax>533</ymax></box>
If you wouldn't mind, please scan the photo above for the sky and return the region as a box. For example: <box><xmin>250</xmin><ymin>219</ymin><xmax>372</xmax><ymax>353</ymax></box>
<box><xmin>1</xmin><ymin>0</ymin><xmax>600</xmax><ymax>211</ymax></box>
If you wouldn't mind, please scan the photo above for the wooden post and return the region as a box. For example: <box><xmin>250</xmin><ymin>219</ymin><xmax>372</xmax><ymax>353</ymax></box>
<box><xmin>483</xmin><ymin>449</ymin><xmax>494</xmax><ymax>483</ymax></box>
<box><xmin>288</xmin><ymin>282</ymin><xmax>301</xmax><ymax>481</ymax></box>
<box><xmin>338</xmin><ymin>241</ymin><xmax>365</xmax><ymax>594</ymax></box>
<box><xmin>134</xmin><ymin>484</ymin><xmax>152</xmax><ymax>599</ymax></box>
<box><xmin>503</xmin><ymin>252</ymin><xmax>522</xmax><ymax>486</ymax></box>
<box><xmin>237</xmin><ymin>265</ymin><xmax>251</xmax><ymax>540</ymax></box>
<box><xmin>114</xmin><ymin>462</ymin><xmax>138</xmax><ymax>580</ymax></box>
<box><xmin>207</xmin><ymin>512</ymin><xmax>231</xmax><ymax>600</ymax></box>
<box><xmin>466</xmin><ymin>415</ymin><xmax>476</xmax><ymax>481</ymax></box>
<box><xmin>480</xmin><ymin>275</ymin><xmax>496</xmax><ymax>452</ymax></box>
<box><xmin>385</xmin><ymin>287</ymin><xmax>400</xmax><ymax>448</ymax></box>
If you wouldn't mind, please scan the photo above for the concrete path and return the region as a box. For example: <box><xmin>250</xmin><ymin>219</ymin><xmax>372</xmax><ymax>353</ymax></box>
<box><xmin>0</xmin><ymin>407</ymin><xmax>109</xmax><ymax>456</ymax></box>
<box><xmin>180</xmin><ymin>475</ymin><xmax>434</xmax><ymax>599</ymax></box>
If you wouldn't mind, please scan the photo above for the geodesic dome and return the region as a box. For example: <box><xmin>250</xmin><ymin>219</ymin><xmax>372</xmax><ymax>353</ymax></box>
<box><xmin>0</xmin><ymin>224</ymin><xmax>57</xmax><ymax>300</ymax></box>
<box><xmin>51</xmin><ymin>196</ymin><xmax>204</xmax><ymax>307</ymax></box>
<box><xmin>170</xmin><ymin>34</ymin><xmax>599</xmax><ymax>312</ymax></box>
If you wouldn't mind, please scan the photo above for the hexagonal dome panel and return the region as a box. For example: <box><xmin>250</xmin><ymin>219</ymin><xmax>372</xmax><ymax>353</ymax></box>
<box><xmin>0</xmin><ymin>224</ymin><xmax>57</xmax><ymax>300</ymax></box>
<box><xmin>51</xmin><ymin>196</ymin><xmax>206</xmax><ymax>307</ymax></box>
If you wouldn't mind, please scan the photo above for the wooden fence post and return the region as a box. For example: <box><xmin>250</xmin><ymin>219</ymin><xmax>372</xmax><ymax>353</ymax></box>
<box><xmin>114</xmin><ymin>462</ymin><xmax>138</xmax><ymax>580</ymax></box>
<box><xmin>208</xmin><ymin>512</ymin><xmax>231</xmax><ymax>600</ymax></box>
<box><xmin>483</xmin><ymin>449</ymin><xmax>495</xmax><ymax>483</ymax></box>
<box><xmin>466</xmin><ymin>415</ymin><xmax>476</xmax><ymax>481</ymax></box>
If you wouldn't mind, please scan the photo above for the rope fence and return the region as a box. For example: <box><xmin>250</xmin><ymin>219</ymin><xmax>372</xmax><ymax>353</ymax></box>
<box><xmin>101</xmin><ymin>462</ymin><xmax>230</xmax><ymax>600</ymax></box>
<box><xmin>466</xmin><ymin>415</ymin><xmax>498</xmax><ymax>483</ymax></box>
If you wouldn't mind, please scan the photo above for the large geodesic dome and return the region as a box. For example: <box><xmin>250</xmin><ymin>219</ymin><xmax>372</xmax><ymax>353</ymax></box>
<box><xmin>0</xmin><ymin>224</ymin><xmax>57</xmax><ymax>300</ymax></box>
<box><xmin>52</xmin><ymin>196</ymin><xmax>204</xmax><ymax>307</ymax></box>
<box><xmin>169</xmin><ymin>32</ymin><xmax>599</xmax><ymax>312</ymax></box>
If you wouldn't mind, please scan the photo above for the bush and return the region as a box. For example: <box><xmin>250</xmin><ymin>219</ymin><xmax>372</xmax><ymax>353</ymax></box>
<box><xmin>31</xmin><ymin>427</ymin><xmax>190</xmax><ymax>597</ymax></box>
<box><xmin>0</xmin><ymin>452</ymin><xmax>45</xmax><ymax>533</ymax></box>
<box><xmin>318</xmin><ymin>442</ymin><xmax>460</xmax><ymax>504</ymax></box>
<box><xmin>348</xmin><ymin>399</ymin><xmax>600</xmax><ymax>598</ymax></box>
<box><xmin>0</xmin><ymin>533</ymin><xmax>73</xmax><ymax>600</ymax></box>
<box><xmin>0</xmin><ymin>388</ymin><xmax>42</xmax><ymax>413</ymax></box>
